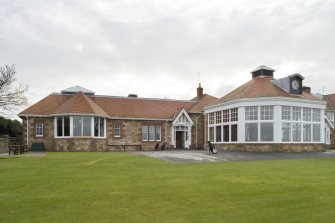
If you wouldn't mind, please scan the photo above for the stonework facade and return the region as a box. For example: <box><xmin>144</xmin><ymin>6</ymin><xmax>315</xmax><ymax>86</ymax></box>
<box><xmin>214</xmin><ymin>143</ymin><xmax>325</xmax><ymax>152</ymax></box>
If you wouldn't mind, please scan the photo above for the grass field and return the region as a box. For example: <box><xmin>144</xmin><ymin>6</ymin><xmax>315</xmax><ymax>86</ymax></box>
<box><xmin>1</xmin><ymin>152</ymin><xmax>335</xmax><ymax>223</ymax></box>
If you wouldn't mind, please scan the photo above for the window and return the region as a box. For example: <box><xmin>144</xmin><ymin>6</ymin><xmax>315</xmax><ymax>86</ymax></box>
<box><xmin>223</xmin><ymin>125</ymin><xmax>229</xmax><ymax>142</ymax></box>
<box><xmin>36</xmin><ymin>123</ymin><xmax>43</xmax><ymax>137</ymax></box>
<box><xmin>56</xmin><ymin>116</ymin><xmax>70</xmax><ymax>137</ymax></box>
<box><xmin>142</xmin><ymin>125</ymin><xmax>161</xmax><ymax>141</ymax></box>
<box><xmin>178</xmin><ymin>114</ymin><xmax>187</xmax><ymax>123</ymax></box>
<box><xmin>282</xmin><ymin>106</ymin><xmax>291</xmax><ymax>120</ymax></box>
<box><xmin>313</xmin><ymin>109</ymin><xmax>321</xmax><ymax>122</ymax></box>
<box><xmin>216</xmin><ymin>126</ymin><xmax>222</xmax><ymax>142</ymax></box>
<box><xmin>231</xmin><ymin>124</ymin><xmax>238</xmax><ymax>142</ymax></box>
<box><xmin>94</xmin><ymin>118</ymin><xmax>105</xmax><ymax>137</ymax></box>
<box><xmin>303</xmin><ymin>124</ymin><xmax>311</xmax><ymax>142</ymax></box>
<box><xmin>303</xmin><ymin>108</ymin><xmax>312</xmax><ymax>122</ymax></box>
<box><xmin>292</xmin><ymin>107</ymin><xmax>301</xmax><ymax>121</ymax></box>
<box><xmin>156</xmin><ymin>126</ymin><xmax>161</xmax><ymax>141</ymax></box>
<box><xmin>142</xmin><ymin>126</ymin><xmax>148</xmax><ymax>141</ymax></box>
<box><xmin>223</xmin><ymin>110</ymin><xmax>229</xmax><ymax>123</ymax></box>
<box><xmin>245</xmin><ymin>106</ymin><xmax>258</xmax><ymax>121</ymax></box>
<box><xmin>292</xmin><ymin>123</ymin><xmax>301</xmax><ymax>142</ymax></box>
<box><xmin>231</xmin><ymin>108</ymin><xmax>238</xmax><ymax>122</ymax></box>
<box><xmin>245</xmin><ymin>123</ymin><xmax>258</xmax><ymax>142</ymax></box>
<box><xmin>215</xmin><ymin>111</ymin><xmax>222</xmax><ymax>124</ymax></box>
<box><xmin>282</xmin><ymin>123</ymin><xmax>291</xmax><ymax>142</ymax></box>
<box><xmin>261</xmin><ymin>106</ymin><xmax>274</xmax><ymax>120</ymax></box>
<box><xmin>209</xmin><ymin>127</ymin><xmax>214</xmax><ymax>142</ymax></box>
<box><xmin>73</xmin><ymin>116</ymin><xmax>92</xmax><ymax>137</ymax></box>
<box><xmin>261</xmin><ymin>123</ymin><xmax>274</xmax><ymax>141</ymax></box>
<box><xmin>114</xmin><ymin>125</ymin><xmax>121</xmax><ymax>138</ymax></box>
<box><xmin>313</xmin><ymin>124</ymin><xmax>321</xmax><ymax>142</ymax></box>
<box><xmin>209</xmin><ymin>113</ymin><xmax>215</xmax><ymax>125</ymax></box>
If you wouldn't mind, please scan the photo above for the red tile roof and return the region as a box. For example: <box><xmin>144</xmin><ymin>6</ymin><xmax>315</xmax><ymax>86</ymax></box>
<box><xmin>323</xmin><ymin>94</ymin><xmax>335</xmax><ymax>110</ymax></box>
<box><xmin>213</xmin><ymin>76</ymin><xmax>320</xmax><ymax>106</ymax></box>
<box><xmin>19</xmin><ymin>92</ymin><xmax>216</xmax><ymax>120</ymax></box>
<box><xmin>52</xmin><ymin>92</ymin><xmax>109</xmax><ymax>117</ymax></box>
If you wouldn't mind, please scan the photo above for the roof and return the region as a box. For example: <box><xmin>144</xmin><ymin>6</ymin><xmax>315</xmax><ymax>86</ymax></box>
<box><xmin>52</xmin><ymin>92</ymin><xmax>109</xmax><ymax>117</ymax></box>
<box><xmin>323</xmin><ymin>94</ymin><xmax>335</xmax><ymax>110</ymax></box>
<box><xmin>213</xmin><ymin>76</ymin><xmax>321</xmax><ymax>105</ymax></box>
<box><xmin>189</xmin><ymin>94</ymin><xmax>218</xmax><ymax>113</ymax></box>
<box><xmin>19</xmin><ymin>92</ymin><xmax>213</xmax><ymax>120</ymax></box>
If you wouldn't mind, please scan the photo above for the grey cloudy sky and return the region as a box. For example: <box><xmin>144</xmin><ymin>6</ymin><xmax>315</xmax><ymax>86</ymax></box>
<box><xmin>1</xmin><ymin>0</ymin><xmax>335</xmax><ymax>117</ymax></box>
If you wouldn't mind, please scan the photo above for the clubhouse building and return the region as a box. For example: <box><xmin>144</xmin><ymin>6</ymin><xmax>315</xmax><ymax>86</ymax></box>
<box><xmin>19</xmin><ymin>66</ymin><xmax>332</xmax><ymax>152</ymax></box>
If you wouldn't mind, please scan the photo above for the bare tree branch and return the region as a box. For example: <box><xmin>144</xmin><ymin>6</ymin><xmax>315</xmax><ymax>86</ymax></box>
<box><xmin>0</xmin><ymin>64</ymin><xmax>28</xmax><ymax>112</ymax></box>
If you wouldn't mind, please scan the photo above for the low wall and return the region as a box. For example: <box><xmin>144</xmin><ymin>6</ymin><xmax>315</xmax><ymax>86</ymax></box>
<box><xmin>0</xmin><ymin>135</ymin><xmax>9</xmax><ymax>153</ymax></box>
<box><xmin>214</xmin><ymin>143</ymin><xmax>325</xmax><ymax>152</ymax></box>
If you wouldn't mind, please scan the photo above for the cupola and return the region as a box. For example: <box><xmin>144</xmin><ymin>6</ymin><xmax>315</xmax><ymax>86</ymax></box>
<box><xmin>251</xmin><ymin>65</ymin><xmax>275</xmax><ymax>79</ymax></box>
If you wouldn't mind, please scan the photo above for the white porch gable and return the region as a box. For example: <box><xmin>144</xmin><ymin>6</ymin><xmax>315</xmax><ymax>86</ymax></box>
<box><xmin>171</xmin><ymin>109</ymin><xmax>194</xmax><ymax>149</ymax></box>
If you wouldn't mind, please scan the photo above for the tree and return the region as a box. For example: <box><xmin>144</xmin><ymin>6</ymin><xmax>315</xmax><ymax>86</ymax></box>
<box><xmin>0</xmin><ymin>64</ymin><xmax>27</xmax><ymax>111</ymax></box>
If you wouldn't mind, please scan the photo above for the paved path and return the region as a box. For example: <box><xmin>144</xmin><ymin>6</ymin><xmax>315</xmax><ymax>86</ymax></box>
<box><xmin>134</xmin><ymin>150</ymin><xmax>335</xmax><ymax>163</ymax></box>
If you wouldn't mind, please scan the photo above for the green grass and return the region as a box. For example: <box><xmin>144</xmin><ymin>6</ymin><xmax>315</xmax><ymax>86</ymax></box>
<box><xmin>1</xmin><ymin>153</ymin><xmax>335</xmax><ymax>223</ymax></box>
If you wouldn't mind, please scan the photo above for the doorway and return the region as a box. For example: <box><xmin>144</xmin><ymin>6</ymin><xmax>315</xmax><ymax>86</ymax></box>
<box><xmin>176</xmin><ymin>131</ymin><xmax>185</xmax><ymax>148</ymax></box>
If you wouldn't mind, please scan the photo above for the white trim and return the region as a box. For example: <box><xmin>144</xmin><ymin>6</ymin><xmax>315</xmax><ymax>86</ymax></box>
<box><xmin>172</xmin><ymin>108</ymin><xmax>194</xmax><ymax>126</ymax></box>
<box><xmin>205</xmin><ymin>97</ymin><xmax>326</xmax><ymax>112</ymax></box>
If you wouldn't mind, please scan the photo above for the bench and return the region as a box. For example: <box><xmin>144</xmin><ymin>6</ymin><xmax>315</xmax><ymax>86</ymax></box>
<box><xmin>8</xmin><ymin>145</ymin><xmax>28</xmax><ymax>156</ymax></box>
<box><xmin>107</xmin><ymin>144</ymin><xmax>142</xmax><ymax>151</ymax></box>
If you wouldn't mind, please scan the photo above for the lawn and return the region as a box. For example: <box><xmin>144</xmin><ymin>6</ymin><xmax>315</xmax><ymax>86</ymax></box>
<box><xmin>0</xmin><ymin>152</ymin><xmax>335</xmax><ymax>223</ymax></box>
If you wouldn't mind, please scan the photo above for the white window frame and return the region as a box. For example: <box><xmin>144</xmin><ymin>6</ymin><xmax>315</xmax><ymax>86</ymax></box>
<box><xmin>36</xmin><ymin>123</ymin><xmax>44</xmax><ymax>137</ymax></box>
<box><xmin>114</xmin><ymin>124</ymin><xmax>121</xmax><ymax>138</ymax></box>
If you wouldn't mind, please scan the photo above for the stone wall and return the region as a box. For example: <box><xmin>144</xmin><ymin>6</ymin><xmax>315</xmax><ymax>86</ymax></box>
<box><xmin>22</xmin><ymin>117</ymin><xmax>174</xmax><ymax>151</ymax></box>
<box><xmin>0</xmin><ymin>135</ymin><xmax>9</xmax><ymax>153</ymax></box>
<box><xmin>214</xmin><ymin>143</ymin><xmax>325</xmax><ymax>152</ymax></box>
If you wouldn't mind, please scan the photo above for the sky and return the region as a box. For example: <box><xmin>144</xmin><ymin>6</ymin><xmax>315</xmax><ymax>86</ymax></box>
<box><xmin>1</xmin><ymin>0</ymin><xmax>335</xmax><ymax>118</ymax></box>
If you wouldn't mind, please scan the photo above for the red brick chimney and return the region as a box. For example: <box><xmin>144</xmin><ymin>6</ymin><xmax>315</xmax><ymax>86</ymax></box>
<box><xmin>197</xmin><ymin>83</ymin><xmax>203</xmax><ymax>98</ymax></box>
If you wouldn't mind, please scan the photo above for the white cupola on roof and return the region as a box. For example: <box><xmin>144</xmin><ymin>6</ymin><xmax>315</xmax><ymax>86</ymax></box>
<box><xmin>61</xmin><ymin>86</ymin><xmax>95</xmax><ymax>96</ymax></box>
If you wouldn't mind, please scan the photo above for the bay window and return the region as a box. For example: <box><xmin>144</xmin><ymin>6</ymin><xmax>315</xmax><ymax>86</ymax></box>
<box><xmin>55</xmin><ymin>116</ymin><xmax>105</xmax><ymax>138</ymax></box>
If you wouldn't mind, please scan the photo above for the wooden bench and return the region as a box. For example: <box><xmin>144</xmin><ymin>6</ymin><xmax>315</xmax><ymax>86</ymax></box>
<box><xmin>107</xmin><ymin>144</ymin><xmax>142</xmax><ymax>151</ymax></box>
<box><xmin>8</xmin><ymin>145</ymin><xmax>27</xmax><ymax>156</ymax></box>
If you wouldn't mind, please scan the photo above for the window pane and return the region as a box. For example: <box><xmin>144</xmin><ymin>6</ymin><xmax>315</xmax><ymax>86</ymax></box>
<box><xmin>216</xmin><ymin>111</ymin><xmax>222</xmax><ymax>124</ymax></box>
<box><xmin>209</xmin><ymin>127</ymin><xmax>214</xmax><ymax>142</ymax></box>
<box><xmin>292</xmin><ymin>107</ymin><xmax>301</xmax><ymax>121</ymax></box>
<box><xmin>149</xmin><ymin>126</ymin><xmax>155</xmax><ymax>141</ymax></box>
<box><xmin>223</xmin><ymin>125</ymin><xmax>229</xmax><ymax>142</ymax></box>
<box><xmin>282</xmin><ymin>106</ymin><xmax>291</xmax><ymax>120</ymax></box>
<box><xmin>209</xmin><ymin>113</ymin><xmax>215</xmax><ymax>125</ymax></box>
<box><xmin>142</xmin><ymin>126</ymin><xmax>148</xmax><ymax>141</ymax></box>
<box><xmin>64</xmin><ymin>117</ymin><xmax>70</xmax><ymax>136</ymax></box>
<box><xmin>156</xmin><ymin>126</ymin><xmax>161</xmax><ymax>141</ymax></box>
<box><xmin>303</xmin><ymin>108</ymin><xmax>312</xmax><ymax>122</ymax></box>
<box><xmin>261</xmin><ymin>123</ymin><xmax>274</xmax><ymax>141</ymax></box>
<box><xmin>303</xmin><ymin>124</ymin><xmax>312</xmax><ymax>142</ymax></box>
<box><xmin>245</xmin><ymin>123</ymin><xmax>258</xmax><ymax>142</ymax></box>
<box><xmin>73</xmin><ymin>116</ymin><xmax>82</xmax><ymax>136</ymax></box>
<box><xmin>94</xmin><ymin>117</ymin><xmax>99</xmax><ymax>137</ymax></box>
<box><xmin>231</xmin><ymin>124</ymin><xmax>238</xmax><ymax>142</ymax></box>
<box><xmin>261</xmin><ymin>106</ymin><xmax>274</xmax><ymax>120</ymax></box>
<box><xmin>82</xmin><ymin>117</ymin><xmax>91</xmax><ymax>136</ymax></box>
<box><xmin>282</xmin><ymin>123</ymin><xmax>291</xmax><ymax>142</ymax></box>
<box><xmin>231</xmin><ymin>108</ymin><xmax>238</xmax><ymax>122</ymax></box>
<box><xmin>216</xmin><ymin>126</ymin><xmax>222</xmax><ymax>142</ymax></box>
<box><xmin>245</xmin><ymin>106</ymin><xmax>258</xmax><ymax>121</ymax></box>
<box><xmin>57</xmin><ymin>117</ymin><xmax>63</xmax><ymax>137</ymax></box>
<box><xmin>313</xmin><ymin>109</ymin><xmax>321</xmax><ymax>122</ymax></box>
<box><xmin>292</xmin><ymin>123</ymin><xmax>301</xmax><ymax>142</ymax></box>
<box><xmin>313</xmin><ymin>124</ymin><xmax>321</xmax><ymax>142</ymax></box>
<box><xmin>223</xmin><ymin>110</ymin><xmax>229</xmax><ymax>123</ymax></box>
<box><xmin>100</xmin><ymin>118</ymin><xmax>105</xmax><ymax>137</ymax></box>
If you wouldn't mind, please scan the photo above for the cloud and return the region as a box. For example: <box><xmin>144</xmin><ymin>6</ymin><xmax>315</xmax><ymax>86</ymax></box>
<box><xmin>1</xmin><ymin>0</ymin><xmax>335</xmax><ymax>118</ymax></box>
